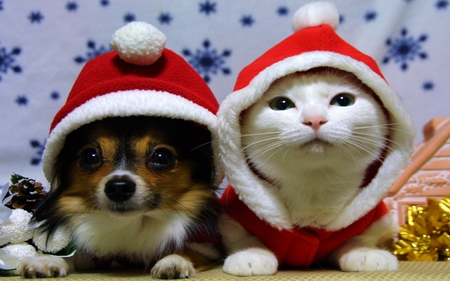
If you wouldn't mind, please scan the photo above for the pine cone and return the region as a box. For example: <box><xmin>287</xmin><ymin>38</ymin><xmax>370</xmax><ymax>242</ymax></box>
<box><xmin>3</xmin><ymin>175</ymin><xmax>47</xmax><ymax>213</ymax></box>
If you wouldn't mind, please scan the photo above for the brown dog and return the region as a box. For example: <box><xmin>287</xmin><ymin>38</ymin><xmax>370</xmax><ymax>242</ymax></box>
<box><xmin>20</xmin><ymin>116</ymin><xmax>219</xmax><ymax>279</ymax></box>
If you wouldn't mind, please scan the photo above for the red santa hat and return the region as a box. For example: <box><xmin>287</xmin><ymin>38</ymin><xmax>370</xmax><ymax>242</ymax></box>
<box><xmin>218</xmin><ymin>1</ymin><xmax>415</xmax><ymax>230</ymax></box>
<box><xmin>43</xmin><ymin>22</ymin><xmax>221</xmax><ymax>186</ymax></box>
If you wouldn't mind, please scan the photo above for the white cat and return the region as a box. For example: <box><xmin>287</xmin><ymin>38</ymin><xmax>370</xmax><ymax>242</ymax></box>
<box><xmin>217</xmin><ymin>2</ymin><xmax>415</xmax><ymax>276</ymax></box>
<box><xmin>241</xmin><ymin>68</ymin><xmax>391</xmax><ymax>229</ymax></box>
<box><xmin>218</xmin><ymin>68</ymin><xmax>405</xmax><ymax>276</ymax></box>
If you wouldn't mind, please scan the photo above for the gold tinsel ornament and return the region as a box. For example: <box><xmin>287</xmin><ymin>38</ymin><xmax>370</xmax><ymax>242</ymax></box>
<box><xmin>393</xmin><ymin>197</ymin><xmax>450</xmax><ymax>261</ymax></box>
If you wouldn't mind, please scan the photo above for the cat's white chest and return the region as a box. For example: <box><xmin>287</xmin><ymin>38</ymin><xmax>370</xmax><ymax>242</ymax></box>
<box><xmin>273</xmin><ymin>162</ymin><xmax>363</xmax><ymax>228</ymax></box>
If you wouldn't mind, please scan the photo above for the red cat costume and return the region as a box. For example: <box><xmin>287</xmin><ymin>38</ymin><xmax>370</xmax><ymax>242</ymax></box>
<box><xmin>221</xmin><ymin>187</ymin><xmax>388</xmax><ymax>267</ymax></box>
<box><xmin>218</xmin><ymin>1</ymin><xmax>415</xmax><ymax>268</ymax></box>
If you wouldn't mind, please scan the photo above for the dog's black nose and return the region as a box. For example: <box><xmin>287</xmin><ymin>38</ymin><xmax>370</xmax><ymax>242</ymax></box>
<box><xmin>104</xmin><ymin>178</ymin><xmax>136</xmax><ymax>202</ymax></box>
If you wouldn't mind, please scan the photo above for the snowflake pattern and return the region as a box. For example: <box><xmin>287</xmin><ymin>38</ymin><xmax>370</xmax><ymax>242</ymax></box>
<box><xmin>66</xmin><ymin>2</ymin><xmax>78</xmax><ymax>12</ymax></box>
<box><xmin>199</xmin><ymin>1</ymin><xmax>216</xmax><ymax>15</ymax></box>
<box><xmin>15</xmin><ymin>95</ymin><xmax>28</xmax><ymax>106</ymax></box>
<box><xmin>277</xmin><ymin>6</ymin><xmax>288</xmax><ymax>16</ymax></box>
<box><xmin>364</xmin><ymin>11</ymin><xmax>377</xmax><ymax>22</ymax></box>
<box><xmin>100</xmin><ymin>0</ymin><xmax>109</xmax><ymax>7</ymax></box>
<box><xmin>74</xmin><ymin>40</ymin><xmax>110</xmax><ymax>64</ymax></box>
<box><xmin>182</xmin><ymin>40</ymin><xmax>231</xmax><ymax>83</ymax></box>
<box><xmin>124</xmin><ymin>13</ymin><xmax>136</xmax><ymax>23</ymax></box>
<box><xmin>240</xmin><ymin>15</ymin><xmax>254</xmax><ymax>27</ymax></box>
<box><xmin>436</xmin><ymin>0</ymin><xmax>448</xmax><ymax>9</ymax></box>
<box><xmin>29</xmin><ymin>139</ymin><xmax>45</xmax><ymax>166</ymax></box>
<box><xmin>383</xmin><ymin>28</ymin><xmax>428</xmax><ymax>71</ymax></box>
<box><xmin>422</xmin><ymin>81</ymin><xmax>434</xmax><ymax>91</ymax></box>
<box><xmin>28</xmin><ymin>11</ymin><xmax>44</xmax><ymax>23</ymax></box>
<box><xmin>0</xmin><ymin>43</ymin><xmax>22</xmax><ymax>82</ymax></box>
<box><xmin>158</xmin><ymin>13</ymin><xmax>172</xmax><ymax>24</ymax></box>
<box><xmin>50</xmin><ymin>91</ymin><xmax>60</xmax><ymax>100</ymax></box>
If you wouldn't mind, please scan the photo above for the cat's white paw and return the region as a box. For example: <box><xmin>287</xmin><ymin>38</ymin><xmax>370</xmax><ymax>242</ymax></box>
<box><xmin>20</xmin><ymin>256</ymin><xmax>69</xmax><ymax>278</ymax></box>
<box><xmin>223</xmin><ymin>248</ymin><xmax>278</xmax><ymax>276</ymax></box>
<box><xmin>151</xmin><ymin>254</ymin><xmax>196</xmax><ymax>279</ymax></box>
<box><xmin>339</xmin><ymin>248</ymin><xmax>398</xmax><ymax>272</ymax></box>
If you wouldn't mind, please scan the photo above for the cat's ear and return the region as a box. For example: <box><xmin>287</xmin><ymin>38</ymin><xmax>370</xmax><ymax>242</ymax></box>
<box><xmin>292</xmin><ymin>2</ymin><xmax>339</xmax><ymax>32</ymax></box>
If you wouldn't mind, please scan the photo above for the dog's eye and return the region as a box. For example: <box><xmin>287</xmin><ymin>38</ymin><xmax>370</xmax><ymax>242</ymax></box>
<box><xmin>79</xmin><ymin>147</ymin><xmax>102</xmax><ymax>170</ymax></box>
<box><xmin>147</xmin><ymin>148</ymin><xmax>175</xmax><ymax>170</ymax></box>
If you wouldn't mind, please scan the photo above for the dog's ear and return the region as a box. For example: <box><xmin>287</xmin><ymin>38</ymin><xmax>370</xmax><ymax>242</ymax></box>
<box><xmin>193</xmin><ymin>142</ymin><xmax>215</xmax><ymax>184</ymax></box>
<box><xmin>32</xmin><ymin>155</ymin><xmax>67</xmax><ymax>220</ymax></box>
<box><xmin>32</xmin><ymin>128</ymin><xmax>82</xmax><ymax>231</ymax></box>
<box><xmin>31</xmin><ymin>151</ymin><xmax>76</xmax><ymax>243</ymax></box>
<box><xmin>183</xmin><ymin>124</ymin><xmax>215</xmax><ymax>185</ymax></box>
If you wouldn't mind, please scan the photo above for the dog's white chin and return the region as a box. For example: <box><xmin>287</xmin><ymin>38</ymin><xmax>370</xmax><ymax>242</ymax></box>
<box><xmin>72</xmin><ymin>210</ymin><xmax>191</xmax><ymax>260</ymax></box>
<box><xmin>106</xmin><ymin>209</ymin><xmax>145</xmax><ymax>219</ymax></box>
<box><xmin>106</xmin><ymin>207</ymin><xmax>167</xmax><ymax>219</ymax></box>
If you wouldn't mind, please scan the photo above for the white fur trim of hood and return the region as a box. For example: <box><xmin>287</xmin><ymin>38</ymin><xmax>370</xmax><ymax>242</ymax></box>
<box><xmin>43</xmin><ymin>90</ymin><xmax>221</xmax><ymax>187</ymax></box>
<box><xmin>218</xmin><ymin>51</ymin><xmax>415</xmax><ymax>231</ymax></box>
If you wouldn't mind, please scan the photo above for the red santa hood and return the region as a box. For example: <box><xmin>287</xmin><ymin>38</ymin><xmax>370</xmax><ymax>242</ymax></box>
<box><xmin>43</xmin><ymin>22</ymin><xmax>223</xmax><ymax>188</ymax></box>
<box><xmin>218</xmin><ymin>2</ymin><xmax>415</xmax><ymax>231</ymax></box>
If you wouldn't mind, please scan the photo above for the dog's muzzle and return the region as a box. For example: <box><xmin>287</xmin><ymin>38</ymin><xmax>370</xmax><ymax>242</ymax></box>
<box><xmin>104</xmin><ymin>176</ymin><xmax>136</xmax><ymax>202</ymax></box>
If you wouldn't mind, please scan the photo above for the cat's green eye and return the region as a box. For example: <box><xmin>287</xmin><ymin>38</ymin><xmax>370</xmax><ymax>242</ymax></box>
<box><xmin>330</xmin><ymin>94</ymin><xmax>355</xmax><ymax>107</ymax></box>
<box><xmin>269</xmin><ymin>97</ymin><xmax>295</xmax><ymax>111</ymax></box>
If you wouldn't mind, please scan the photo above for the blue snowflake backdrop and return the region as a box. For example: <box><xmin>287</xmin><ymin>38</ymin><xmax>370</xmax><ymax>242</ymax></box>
<box><xmin>0</xmin><ymin>43</ymin><xmax>21</xmax><ymax>82</ymax></box>
<box><xmin>0</xmin><ymin>0</ymin><xmax>449</xmax><ymax>184</ymax></box>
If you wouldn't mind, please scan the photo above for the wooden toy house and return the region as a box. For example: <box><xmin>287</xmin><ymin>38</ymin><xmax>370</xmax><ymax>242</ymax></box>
<box><xmin>385</xmin><ymin>117</ymin><xmax>450</xmax><ymax>225</ymax></box>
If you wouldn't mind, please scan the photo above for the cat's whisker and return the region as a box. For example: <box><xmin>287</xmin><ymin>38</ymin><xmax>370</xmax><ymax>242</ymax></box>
<box><xmin>351</xmin><ymin>132</ymin><xmax>409</xmax><ymax>152</ymax></box>
<box><xmin>227</xmin><ymin>132</ymin><xmax>280</xmax><ymax>143</ymax></box>
<box><xmin>241</xmin><ymin>131</ymin><xmax>280</xmax><ymax>137</ymax></box>
<box><xmin>355</xmin><ymin>123</ymin><xmax>412</xmax><ymax>134</ymax></box>
<box><xmin>241</xmin><ymin>136</ymin><xmax>282</xmax><ymax>151</ymax></box>
<box><xmin>383</xmin><ymin>137</ymin><xmax>412</xmax><ymax>152</ymax></box>
<box><xmin>282</xmin><ymin>149</ymin><xmax>292</xmax><ymax>165</ymax></box>
<box><xmin>336</xmin><ymin>143</ymin><xmax>359</xmax><ymax>165</ymax></box>
<box><xmin>252</xmin><ymin>142</ymin><xmax>286</xmax><ymax>162</ymax></box>
<box><xmin>342</xmin><ymin>138</ymin><xmax>382</xmax><ymax>158</ymax></box>
<box><xmin>260</xmin><ymin>144</ymin><xmax>291</xmax><ymax>167</ymax></box>
<box><xmin>351</xmin><ymin>130</ymin><xmax>391</xmax><ymax>142</ymax></box>
<box><xmin>350</xmin><ymin>134</ymin><xmax>387</xmax><ymax>148</ymax></box>
<box><xmin>242</xmin><ymin>140</ymin><xmax>285</xmax><ymax>162</ymax></box>
<box><xmin>347</xmin><ymin>143</ymin><xmax>390</xmax><ymax>163</ymax></box>
<box><xmin>190</xmin><ymin>140</ymin><xmax>217</xmax><ymax>151</ymax></box>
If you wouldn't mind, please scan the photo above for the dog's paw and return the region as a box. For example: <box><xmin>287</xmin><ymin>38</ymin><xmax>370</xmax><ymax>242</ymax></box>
<box><xmin>223</xmin><ymin>248</ymin><xmax>278</xmax><ymax>276</ymax></box>
<box><xmin>151</xmin><ymin>254</ymin><xmax>196</xmax><ymax>279</ymax></box>
<box><xmin>19</xmin><ymin>256</ymin><xmax>69</xmax><ymax>278</ymax></box>
<box><xmin>339</xmin><ymin>248</ymin><xmax>398</xmax><ymax>272</ymax></box>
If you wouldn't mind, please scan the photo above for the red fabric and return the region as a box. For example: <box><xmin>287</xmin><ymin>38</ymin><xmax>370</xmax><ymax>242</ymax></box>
<box><xmin>233</xmin><ymin>24</ymin><xmax>386</xmax><ymax>92</ymax></box>
<box><xmin>220</xmin><ymin>185</ymin><xmax>388</xmax><ymax>268</ymax></box>
<box><xmin>50</xmin><ymin>49</ymin><xmax>218</xmax><ymax>133</ymax></box>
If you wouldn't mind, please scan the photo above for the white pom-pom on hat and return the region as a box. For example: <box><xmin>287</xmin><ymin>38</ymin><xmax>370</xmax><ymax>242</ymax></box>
<box><xmin>292</xmin><ymin>1</ymin><xmax>339</xmax><ymax>32</ymax></box>
<box><xmin>111</xmin><ymin>21</ymin><xmax>167</xmax><ymax>66</ymax></box>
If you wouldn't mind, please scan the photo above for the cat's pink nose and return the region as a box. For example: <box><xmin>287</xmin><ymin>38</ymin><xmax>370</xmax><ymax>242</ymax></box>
<box><xmin>303</xmin><ymin>115</ymin><xmax>328</xmax><ymax>131</ymax></box>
